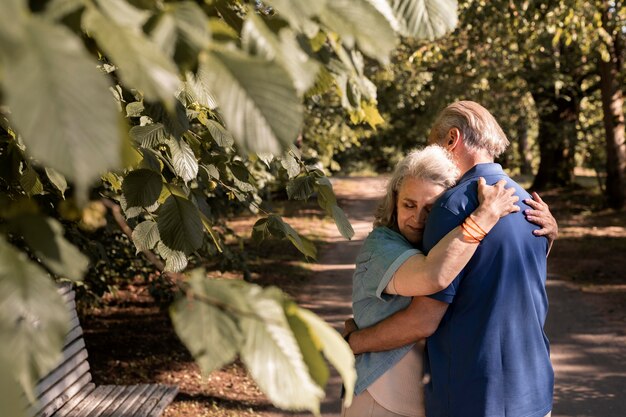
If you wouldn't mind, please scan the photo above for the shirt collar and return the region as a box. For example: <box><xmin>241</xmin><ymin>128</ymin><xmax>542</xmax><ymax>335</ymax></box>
<box><xmin>457</xmin><ymin>163</ymin><xmax>504</xmax><ymax>184</ymax></box>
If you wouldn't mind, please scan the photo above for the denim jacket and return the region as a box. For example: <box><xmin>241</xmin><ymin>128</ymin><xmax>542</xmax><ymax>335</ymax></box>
<box><xmin>352</xmin><ymin>226</ymin><xmax>421</xmax><ymax>395</ymax></box>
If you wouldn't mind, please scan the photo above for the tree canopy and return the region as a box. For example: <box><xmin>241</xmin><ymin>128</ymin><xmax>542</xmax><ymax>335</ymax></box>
<box><xmin>0</xmin><ymin>0</ymin><xmax>459</xmax><ymax>414</ymax></box>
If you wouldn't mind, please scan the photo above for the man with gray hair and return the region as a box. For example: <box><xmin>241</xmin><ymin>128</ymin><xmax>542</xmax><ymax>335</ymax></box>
<box><xmin>345</xmin><ymin>101</ymin><xmax>555</xmax><ymax>417</ymax></box>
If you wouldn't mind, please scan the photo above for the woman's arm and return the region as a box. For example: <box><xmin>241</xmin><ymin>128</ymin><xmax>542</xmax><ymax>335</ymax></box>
<box><xmin>524</xmin><ymin>192</ymin><xmax>558</xmax><ymax>256</ymax></box>
<box><xmin>386</xmin><ymin>178</ymin><xmax>519</xmax><ymax>297</ymax></box>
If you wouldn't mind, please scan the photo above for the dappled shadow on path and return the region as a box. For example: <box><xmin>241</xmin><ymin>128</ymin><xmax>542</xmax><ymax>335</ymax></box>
<box><xmin>546</xmin><ymin>278</ymin><xmax>626</xmax><ymax>417</ymax></box>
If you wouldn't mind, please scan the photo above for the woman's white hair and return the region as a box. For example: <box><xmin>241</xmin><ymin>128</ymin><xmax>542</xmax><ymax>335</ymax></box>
<box><xmin>374</xmin><ymin>145</ymin><xmax>459</xmax><ymax>229</ymax></box>
<box><xmin>429</xmin><ymin>101</ymin><xmax>509</xmax><ymax>158</ymax></box>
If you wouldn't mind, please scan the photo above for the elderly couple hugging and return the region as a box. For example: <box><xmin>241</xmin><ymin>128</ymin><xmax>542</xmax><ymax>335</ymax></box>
<box><xmin>342</xmin><ymin>101</ymin><xmax>556</xmax><ymax>417</ymax></box>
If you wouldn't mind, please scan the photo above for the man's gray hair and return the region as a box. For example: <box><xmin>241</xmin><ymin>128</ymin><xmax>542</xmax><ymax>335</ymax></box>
<box><xmin>374</xmin><ymin>146</ymin><xmax>459</xmax><ymax>229</ymax></box>
<box><xmin>429</xmin><ymin>101</ymin><xmax>509</xmax><ymax>158</ymax></box>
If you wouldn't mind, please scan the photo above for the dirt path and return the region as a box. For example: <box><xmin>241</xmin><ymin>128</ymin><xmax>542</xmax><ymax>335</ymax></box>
<box><xmin>277</xmin><ymin>177</ymin><xmax>626</xmax><ymax>417</ymax></box>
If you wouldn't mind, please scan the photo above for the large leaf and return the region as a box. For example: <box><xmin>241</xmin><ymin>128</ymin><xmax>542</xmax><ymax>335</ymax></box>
<box><xmin>131</xmin><ymin>220</ymin><xmax>160</xmax><ymax>253</ymax></box>
<box><xmin>167</xmin><ymin>137</ymin><xmax>198</xmax><ymax>182</ymax></box>
<box><xmin>242</xmin><ymin>14</ymin><xmax>319</xmax><ymax>95</ymax></box>
<box><xmin>82</xmin><ymin>6</ymin><xmax>181</xmax><ymax>106</ymax></box>
<box><xmin>44</xmin><ymin>0</ymin><xmax>86</xmax><ymax>21</ymax></box>
<box><xmin>45</xmin><ymin>167</ymin><xmax>68</xmax><ymax>197</ymax></box>
<box><xmin>0</xmin><ymin>16</ymin><xmax>121</xmax><ymax>198</ymax></box>
<box><xmin>0</xmin><ymin>355</ymin><xmax>24</xmax><ymax>417</ymax></box>
<box><xmin>19</xmin><ymin>165</ymin><xmax>44</xmax><ymax>197</ymax></box>
<box><xmin>286</xmin><ymin>174</ymin><xmax>317</xmax><ymax>200</ymax></box>
<box><xmin>284</xmin><ymin>301</ymin><xmax>330</xmax><ymax>390</ymax></box>
<box><xmin>199</xmin><ymin>117</ymin><xmax>234</xmax><ymax>147</ymax></box>
<box><xmin>332</xmin><ymin>205</ymin><xmax>355</xmax><ymax>240</ymax></box>
<box><xmin>13</xmin><ymin>215</ymin><xmax>90</xmax><ymax>281</ymax></box>
<box><xmin>374</xmin><ymin>0</ymin><xmax>458</xmax><ymax>39</ymax></box>
<box><xmin>0</xmin><ymin>237</ymin><xmax>69</xmax><ymax>400</ymax></box>
<box><xmin>170</xmin><ymin>1</ymin><xmax>211</xmax><ymax>51</ymax></box>
<box><xmin>170</xmin><ymin>270</ymin><xmax>243</xmax><ymax>374</ymax></box>
<box><xmin>262</xmin><ymin>0</ymin><xmax>324</xmax><ymax>37</ymax></box>
<box><xmin>320</xmin><ymin>0</ymin><xmax>397</xmax><ymax>63</ymax></box>
<box><xmin>252</xmin><ymin>215</ymin><xmax>317</xmax><ymax>259</ymax></box>
<box><xmin>129</xmin><ymin>123</ymin><xmax>167</xmax><ymax>147</ymax></box>
<box><xmin>156</xmin><ymin>242</ymin><xmax>188</xmax><ymax>272</ymax></box>
<box><xmin>157</xmin><ymin>195</ymin><xmax>204</xmax><ymax>254</ymax></box>
<box><xmin>95</xmin><ymin>0</ymin><xmax>151</xmax><ymax>29</ymax></box>
<box><xmin>296</xmin><ymin>307</ymin><xmax>357</xmax><ymax>406</ymax></box>
<box><xmin>122</xmin><ymin>168</ymin><xmax>163</xmax><ymax>208</ymax></box>
<box><xmin>197</xmin><ymin>48</ymin><xmax>303</xmax><ymax>154</ymax></box>
<box><xmin>239</xmin><ymin>286</ymin><xmax>324</xmax><ymax>412</ymax></box>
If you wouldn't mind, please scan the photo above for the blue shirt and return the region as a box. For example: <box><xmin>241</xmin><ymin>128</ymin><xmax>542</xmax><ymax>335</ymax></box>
<box><xmin>423</xmin><ymin>163</ymin><xmax>553</xmax><ymax>417</ymax></box>
<box><xmin>352</xmin><ymin>226</ymin><xmax>421</xmax><ymax>394</ymax></box>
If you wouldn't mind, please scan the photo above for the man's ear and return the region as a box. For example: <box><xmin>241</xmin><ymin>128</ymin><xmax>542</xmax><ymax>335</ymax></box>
<box><xmin>446</xmin><ymin>128</ymin><xmax>461</xmax><ymax>150</ymax></box>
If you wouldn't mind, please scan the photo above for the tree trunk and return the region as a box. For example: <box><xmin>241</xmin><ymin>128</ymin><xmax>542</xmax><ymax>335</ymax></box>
<box><xmin>531</xmin><ymin>96</ymin><xmax>578</xmax><ymax>190</ymax></box>
<box><xmin>599</xmin><ymin>5</ymin><xmax>626</xmax><ymax>210</ymax></box>
<box><xmin>516</xmin><ymin>115</ymin><xmax>533</xmax><ymax>175</ymax></box>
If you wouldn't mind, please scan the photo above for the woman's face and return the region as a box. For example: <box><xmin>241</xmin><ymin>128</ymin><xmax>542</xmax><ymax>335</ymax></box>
<box><xmin>396</xmin><ymin>177</ymin><xmax>445</xmax><ymax>245</ymax></box>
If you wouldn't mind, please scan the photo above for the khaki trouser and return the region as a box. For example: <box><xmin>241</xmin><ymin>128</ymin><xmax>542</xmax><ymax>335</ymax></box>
<box><xmin>341</xmin><ymin>389</ymin><xmax>415</xmax><ymax>417</ymax></box>
<box><xmin>341</xmin><ymin>391</ymin><xmax>552</xmax><ymax>417</ymax></box>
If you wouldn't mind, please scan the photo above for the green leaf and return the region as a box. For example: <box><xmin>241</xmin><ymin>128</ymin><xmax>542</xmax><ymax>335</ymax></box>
<box><xmin>19</xmin><ymin>165</ymin><xmax>44</xmax><ymax>197</ymax></box>
<box><xmin>183</xmin><ymin>70</ymin><xmax>219</xmax><ymax>109</ymax></box>
<box><xmin>372</xmin><ymin>0</ymin><xmax>458</xmax><ymax>39</ymax></box>
<box><xmin>157</xmin><ymin>194</ymin><xmax>204</xmax><ymax>254</ymax></box>
<box><xmin>132</xmin><ymin>220</ymin><xmax>160</xmax><ymax>253</ymax></box>
<box><xmin>126</xmin><ymin>101</ymin><xmax>145</xmax><ymax>117</ymax></box>
<box><xmin>0</xmin><ymin>16</ymin><xmax>121</xmax><ymax>198</ymax></box>
<box><xmin>197</xmin><ymin>48</ymin><xmax>303</xmax><ymax>154</ymax></box>
<box><xmin>0</xmin><ymin>355</ymin><xmax>25</xmax><ymax>417</ymax></box>
<box><xmin>295</xmin><ymin>307</ymin><xmax>357</xmax><ymax>407</ymax></box>
<box><xmin>95</xmin><ymin>0</ymin><xmax>151</xmax><ymax>29</ymax></box>
<box><xmin>156</xmin><ymin>242</ymin><xmax>188</xmax><ymax>272</ymax></box>
<box><xmin>169</xmin><ymin>1</ymin><xmax>211</xmax><ymax>51</ymax></box>
<box><xmin>320</xmin><ymin>0</ymin><xmax>397</xmax><ymax>63</ymax></box>
<box><xmin>253</xmin><ymin>215</ymin><xmax>317</xmax><ymax>259</ymax></box>
<box><xmin>45</xmin><ymin>167</ymin><xmax>68</xmax><ymax>198</ymax></box>
<box><xmin>13</xmin><ymin>215</ymin><xmax>90</xmax><ymax>281</ymax></box>
<box><xmin>170</xmin><ymin>270</ymin><xmax>243</xmax><ymax>374</ymax></box>
<box><xmin>167</xmin><ymin>137</ymin><xmax>198</xmax><ymax>182</ymax></box>
<box><xmin>284</xmin><ymin>301</ymin><xmax>330</xmax><ymax>390</ymax></box>
<box><xmin>82</xmin><ymin>6</ymin><xmax>181</xmax><ymax>106</ymax></box>
<box><xmin>0</xmin><ymin>237</ymin><xmax>69</xmax><ymax>401</ymax></box>
<box><xmin>280</xmin><ymin>153</ymin><xmax>300</xmax><ymax>178</ymax></box>
<box><xmin>332</xmin><ymin>205</ymin><xmax>354</xmax><ymax>240</ymax></box>
<box><xmin>229</xmin><ymin>161</ymin><xmax>255</xmax><ymax>192</ymax></box>
<box><xmin>199</xmin><ymin>118</ymin><xmax>234</xmax><ymax>147</ymax></box>
<box><xmin>44</xmin><ymin>0</ymin><xmax>86</xmax><ymax>21</ymax></box>
<box><xmin>315</xmin><ymin>177</ymin><xmax>338</xmax><ymax>208</ymax></box>
<box><xmin>262</xmin><ymin>0</ymin><xmax>323</xmax><ymax>37</ymax></box>
<box><xmin>286</xmin><ymin>175</ymin><xmax>317</xmax><ymax>200</ymax></box>
<box><xmin>122</xmin><ymin>168</ymin><xmax>163</xmax><ymax>208</ymax></box>
<box><xmin>242</xmin><ymin>14</ymin><xmax>319</xmax><ymax>95</ymax></box>
<box><xmin>130</xmin><ymin>123</ymin><xmax>167</xmax><ymax>147</ymax></box>
<box><xmin>239</xmin><ymin>286</ymin><xmax>324</xmax><ymax>412</ymax></box>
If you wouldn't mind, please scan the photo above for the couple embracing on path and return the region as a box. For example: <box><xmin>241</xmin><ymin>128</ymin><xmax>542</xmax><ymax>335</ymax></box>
<box><xmin>342</xmin><ymin>101</ymin><xmax>558</xmax><ymax>417</ymax></box>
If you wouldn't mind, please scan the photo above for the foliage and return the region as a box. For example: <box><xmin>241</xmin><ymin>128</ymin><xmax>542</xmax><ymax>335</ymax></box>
<box><xmin>0</xmin><ymin>0</ymin><xmax>458</xmax><ymax>414</ymax></box>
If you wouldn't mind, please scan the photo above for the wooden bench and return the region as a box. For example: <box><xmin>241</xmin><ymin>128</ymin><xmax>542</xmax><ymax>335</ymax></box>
<box><xmin>30</xmin><ymin>285</ymin><xmax>178</xmax><ymax>417</ymax></box>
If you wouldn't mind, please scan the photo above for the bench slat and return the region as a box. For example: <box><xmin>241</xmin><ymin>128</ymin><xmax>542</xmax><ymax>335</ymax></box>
<box><xmin>36</xmin><ymin>349</ymin><xmax>89</xmax><ymax>396</ymax></box>
<box><xmin>109</xmin><ymin>385</ymin><xmax>158</xmax><ymax>417</ymax></box>
<box><xmin>82</xmin><ymin>386</ymin><xmax>130</xmax><ymax>417</ymax></box>
<box><xmin>133</xmin><ymin>385</ymin><xmax>179</xmax><ymax>417</ymax></box>
<box><xmin>48</xmin><ymin>383</ymin><xmax>96</xmax><ymax>417</ymax></box>
<box><xmin>93</xmin><ymin>385</ymin><xmax>148</xmax><ymax>417</ymax></box>
<box><xmin>35</xmin><ymin>372</ymin><xmax>92</xmax><ymax>417</ymax></box>
<box><xmin>61</xmin><ymin>386</ymin><xmax>116</xmax><ymax>417</ymax></box>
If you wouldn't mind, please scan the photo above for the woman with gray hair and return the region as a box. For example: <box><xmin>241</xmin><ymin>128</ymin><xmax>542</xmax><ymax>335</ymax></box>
<box><xmin>342</xmin><ymin>145</ymin><xmax>555</xmax><ymax>417</ymax></box>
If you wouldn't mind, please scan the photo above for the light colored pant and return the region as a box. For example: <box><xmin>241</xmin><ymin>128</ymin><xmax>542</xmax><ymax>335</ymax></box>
<box><xmin>342</xmin><ymin>390</ymin><xmax>551</xmax><ymax>417</ymax></box>
<box><xmin>341</xmin><ymin>389</ymin><xmax>417</xmax><ymax>417</ymax></box>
